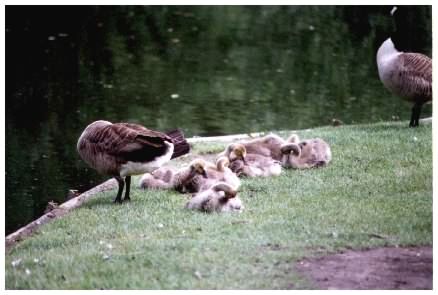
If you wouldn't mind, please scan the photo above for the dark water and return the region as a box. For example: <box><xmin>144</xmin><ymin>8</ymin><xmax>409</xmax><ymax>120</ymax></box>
<box><xmin>5</xmin><ymin>6</ymin><xmax>432</xmax><ymax>234</ymax></box>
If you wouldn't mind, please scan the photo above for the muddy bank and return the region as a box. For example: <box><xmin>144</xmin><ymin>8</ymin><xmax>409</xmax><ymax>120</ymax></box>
<box><xmin>296</xmin><ymin>246</ymin><xmax>432</xmax><ymax>290</ymax></box>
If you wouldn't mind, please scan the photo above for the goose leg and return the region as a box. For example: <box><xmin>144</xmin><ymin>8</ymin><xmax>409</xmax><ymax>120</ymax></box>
<box><xmin>410</xmin><ymin>103</ymin><xmax>422</xmax><ymax>127</ymax></box>
<box><xmin>123</xmin><ymin>176</ymin><xmax>131</xmax><ymax>201</ymax></box>
<box><xmin>114</xmin><ymin>176</ymin><xmax>125</xmax><ymax>203</ymax></box>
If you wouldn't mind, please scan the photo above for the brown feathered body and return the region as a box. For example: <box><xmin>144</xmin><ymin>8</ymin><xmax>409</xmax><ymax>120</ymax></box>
<box><xmin>77</xmin><ymin>120</ymin><xmax>189</xmax><ymax>177</ymax></box>
<box><xmin>77</xmin><ymin>120</ymin><xmax>190</xmax><ymax>202</ymax></box>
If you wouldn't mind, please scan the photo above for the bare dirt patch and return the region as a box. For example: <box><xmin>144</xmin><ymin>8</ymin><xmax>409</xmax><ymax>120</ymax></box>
<box><xmin>295</xmin><ymin>246</ymin><xmax>432</xmax><ymax>290</ymax></box>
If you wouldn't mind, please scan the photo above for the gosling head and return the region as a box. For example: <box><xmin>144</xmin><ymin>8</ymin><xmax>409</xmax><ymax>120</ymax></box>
<box><xmin>211</xmin><ymin>182</ymin><xmax>243</xmax><ymax>213</ymax></box>
<box><xmin>189</xmin><ymin>159</ymin><xmax>208</xmax><ymax>178</ymax></box>
<box><xmin>227</xmin><ymin>143</ymin><xmax>247</xmax><ymax>163</ymax></box>
<box><xmin>212</xmin><ymin>182</ymin><xmax>237</xmax><ymax>199</ymax></box>
<box><xmin>280</xmin><ymin>143</ymin><xmax>301</xmax><ymax>157</ymax></box>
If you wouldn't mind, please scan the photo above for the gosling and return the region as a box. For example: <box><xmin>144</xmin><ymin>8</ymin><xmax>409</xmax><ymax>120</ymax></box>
<box><xmin>139</xmin><ymin>159</ymin><xmax>207</xmax><ymax>192</ymax></box>
<box><xmin>280</xmin><ymin>134</ymin><xmax>331</xmax><ymax>169</ymax></box>
<box><xmin>185</xmin><ymin>182</ymin><xmax>244</xmax><ymax>213</ymax></box>
<box><xmin>185</xmin><ymin>156</ymin><xmax>241</xmax><ymax>193</ymax></box>
<box><xmin>138</xmin><ymin>166</ymin><xmax>176</xmax><ymax>190</ymax></box>
<box><xmin>222</xmin><ymin>143</ymin><xmax>282</xmax><ymax>177</ymax></box>
<box><xmin>218</xmin><ymin>134</ymin><xmax>285</xmax><ymax>161</ymax></box>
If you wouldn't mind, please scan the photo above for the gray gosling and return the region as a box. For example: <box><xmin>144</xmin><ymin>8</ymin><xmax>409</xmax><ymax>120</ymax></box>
<box><xmin>138</xmin><ymin>166</ymin><xmax>176</xmax><ymax>190</ymax></box>
<box><xmin>185</xmin><ymin>182</ymin><xmax>244</xmax><ymax>213</ymax></box>
<box><xmin>139</xmin><ymin>159</ymin><xmax>207</xmax><ymax>192</ymax></box>
<box><xmin>219</xmin><ymin>134</ymin><xmax>285</xmax><ymax>161</ymax></box>
<box><xmin>280</xmin><ymin>134</ymin><xmax>331</xmax><ymax>169</ymax></box>
<box><xmin>222</xmin><ymin>143</ymin><xmax>282</xmax><ymax>177</ymax></box>
<box><xmin>186</xmin><ymin>156</ymin><xmax>241</xmax><ymax>192</ymax></box>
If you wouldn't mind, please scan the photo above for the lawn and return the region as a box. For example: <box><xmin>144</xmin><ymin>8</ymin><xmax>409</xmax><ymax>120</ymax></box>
<box><xmin>5</xmin><ymin>121</ymin><xmax>432</xmax><ymax>289</ymax></box>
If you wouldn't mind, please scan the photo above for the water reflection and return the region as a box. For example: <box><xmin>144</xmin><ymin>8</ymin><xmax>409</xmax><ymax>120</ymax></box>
<box><xmin>5</xmin><ymin>6</ymin><xmax>432</xmax><ymax>234</ymax></box>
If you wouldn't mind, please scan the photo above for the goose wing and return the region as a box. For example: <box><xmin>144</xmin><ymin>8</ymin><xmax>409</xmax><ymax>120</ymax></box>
<box><xmin>396</xmin><ymin>53</ymin><xmax>432</xmax><ymax>100</ymax></box>
<box><xmin>107</xmin><ymin>123</ymin><xmax>172</xmax><ymax>162</ymax></box>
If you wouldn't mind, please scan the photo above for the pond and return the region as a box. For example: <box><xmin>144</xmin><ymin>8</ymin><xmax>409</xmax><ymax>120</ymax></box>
<box><xmin>5</xmin><ymin>5</ymin><xmax>432</xmax><ymax>234</ymax></box>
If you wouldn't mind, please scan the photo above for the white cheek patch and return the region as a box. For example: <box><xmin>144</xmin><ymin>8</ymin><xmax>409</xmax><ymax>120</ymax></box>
<box><xmin>120</xmin><ymin>142</ymin><xmax>174</xmax><ymax>177</ymax></box>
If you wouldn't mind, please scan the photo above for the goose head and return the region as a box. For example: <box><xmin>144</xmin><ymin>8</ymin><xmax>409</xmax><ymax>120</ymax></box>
<box><xmin>374</xmin><ymin>6</ymin><xmax>399</xmax><ymax>53</ymax></box>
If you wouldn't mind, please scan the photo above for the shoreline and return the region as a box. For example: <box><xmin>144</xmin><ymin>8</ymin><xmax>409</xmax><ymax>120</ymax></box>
<box><xmin>6</xmin><ymin>131</ymin><xmax>272</xmax><ymax>250</ymax></box>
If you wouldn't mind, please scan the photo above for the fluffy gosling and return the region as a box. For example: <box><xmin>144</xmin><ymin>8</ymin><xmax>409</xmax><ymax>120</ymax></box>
<box><xmin>280</xmin><ymin>134</ymin><xmax>331</xmax><ymax>169</ymax></box>
<box><xmin>139</xmin><ymin>159</ymin><xmax>207</xmax><ymax>192</ymax></box>
<box><xmin>222</xmin><ymin>143</ymin><xmax>282</xmax><ymax>177</ymax></box>
<box><xmin>185</xmin><ymin>182</ymin><xmax>244</xmax><ymax>213</ymax></box>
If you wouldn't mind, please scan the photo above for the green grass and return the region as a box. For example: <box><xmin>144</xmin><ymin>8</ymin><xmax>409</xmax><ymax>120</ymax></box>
<box><xmin>5</xmin><ymin>121</ymin><xmax>432</xmax><ymax>289</ymax></box>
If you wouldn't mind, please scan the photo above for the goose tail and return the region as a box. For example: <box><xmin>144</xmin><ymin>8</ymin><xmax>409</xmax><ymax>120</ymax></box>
<box><xmin>166</xmin><ymin>129</ymin><xmax>191</xmax><ymax>159</ymax></box>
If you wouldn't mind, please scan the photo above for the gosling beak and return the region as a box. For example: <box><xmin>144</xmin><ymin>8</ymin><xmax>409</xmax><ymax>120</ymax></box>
<box><xmin>228</xmin><ymin>191</ymin><xmax>237</xmax><ymax>198</ymax></box>
<box><xmin>201</xmin><ymin>170</ymin><xmax>208</xmax><ymax>178</ymax></box>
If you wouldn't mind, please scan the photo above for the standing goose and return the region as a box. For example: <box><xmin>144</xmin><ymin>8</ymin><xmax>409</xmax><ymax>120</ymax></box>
<box><xmin>376</xmin><ymin>7</ymin><xmax>432</xmax><ymax>127</ymax></box>
<box><xmin>77</xmin><ymin>120</ymin><xmax>190</xmax><ymax>203</ymax></box>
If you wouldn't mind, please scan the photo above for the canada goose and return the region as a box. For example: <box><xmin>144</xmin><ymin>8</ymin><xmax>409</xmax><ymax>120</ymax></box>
<box><xmin>139</xmin><ymin>159</ymin><xmax>208</xmax><ymax>192</ymax></box>
<box><xmin>77</xmin><ymin>120</ymin><xmax>190</xmax><ymax>203</ymax></box>
<box><xmin>376</xmin><ymin>7</ymin><xmax>432</xmax><ymax>127</ymax></box>
<box><xmin>222</xmin><ymin>143</ymin><xmax>282</xmax><ymax>177</ymax></box>
<box><xmin>185</xmin><ymin>182</ymin><xmax>244</xmax><ymax>213</ymax></box>
<box><xmin>280</xmin><ymin>135</ymin><xmax>331</xmax><ymax>169</ymax></box>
